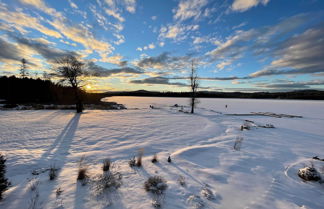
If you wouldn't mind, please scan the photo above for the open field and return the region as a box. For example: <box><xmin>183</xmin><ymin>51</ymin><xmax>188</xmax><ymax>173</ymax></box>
<box><xmin>1</xmin><ymin>97</ymin><xmax>324</xmax><ymax>209</ymax></box>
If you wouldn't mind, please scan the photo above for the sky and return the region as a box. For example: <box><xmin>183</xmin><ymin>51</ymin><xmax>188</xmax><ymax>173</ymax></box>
<box><xmin>0</xmin><ymin>0</ymin><xmax>324</xmax><ymax>92</ymax></box>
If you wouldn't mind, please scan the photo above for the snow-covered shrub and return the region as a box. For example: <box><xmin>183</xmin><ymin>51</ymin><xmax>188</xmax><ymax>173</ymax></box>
<box><xmin>298</xmin><ymin>166</ymin><xmax>321</xmax><ymax>181</ymax></box>
<box><xmin>91</xmin><ymin>171</ymin><xmax>122</xmax><ymax>195</ymax></box>
<box><xmin>102</xmin><ymin>158</ymin><xmax>111</xmax><ymax>172</ymax></box>
<box><xmin>129</xmin><ymin>156</ymin><xmax>136</xmax><ymax>167</ymax></box>
<box><xmin>144</xmin><ymin>176</ymin><xmax>167</xmax><ymax>195</ymax></box>
<box><xmin>200</xmin><ymin>187</ymin><xmax>215</xmax><ymax>200</ymax></box>
<box><xmin>187</xmin><ymin>195</ymin><xmax>205</xmax><ymax>209</ymax></box>
<box><xmin>234</xmin><ymin>136</ymin><xmax>243</xmax><ymax>151</ymax></box>
<box><xmin>178</xmin><ymin>175</ymin><xmax>186</xmax><ymax>187</ymax></box>
<box><xmin>0</xmin><ymin>154</ymin><xmax>10</xmax><ymax>200</ymax></box>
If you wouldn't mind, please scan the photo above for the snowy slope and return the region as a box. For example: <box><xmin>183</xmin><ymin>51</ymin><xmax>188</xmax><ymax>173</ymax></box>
<box><xmin>0</xmin><ymin>97</ymin><xmax>324</xmax><ymax>209</ymax></box>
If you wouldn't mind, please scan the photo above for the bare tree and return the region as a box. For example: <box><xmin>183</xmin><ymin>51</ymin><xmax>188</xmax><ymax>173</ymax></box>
<box><xmin>53</xmin><ymin>55</ymin><xmax>85</xmax><ymax>113</ymax></box>
<box><xmin>190</xmin><ymin>60</ymin><xmax>198</xmax><ymax>114</ymax></box>
<box><xmin>20</xmin><ymin>58</ymin><xmax>28</xmax><ymax>78</ymax></box>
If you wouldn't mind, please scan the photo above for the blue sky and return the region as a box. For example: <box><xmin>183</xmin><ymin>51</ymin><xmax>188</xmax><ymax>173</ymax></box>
<box><xmin>0</xmin><ymin>0</ymin><xmax>324</xmax><ymax>92</ymax></box>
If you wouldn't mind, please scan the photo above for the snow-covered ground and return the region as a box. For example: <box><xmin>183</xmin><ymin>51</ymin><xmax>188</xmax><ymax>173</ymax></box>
<box><xmin>0</xmin><ymin>97</ymin><xmax>324</xmax><ymax>209</ymax></box>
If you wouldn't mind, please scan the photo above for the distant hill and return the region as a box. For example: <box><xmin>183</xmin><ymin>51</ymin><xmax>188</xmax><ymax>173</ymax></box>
<box><xmin>104</xmin><ymin>89</ymin><xmax>324</xmax><ymax>100</ymax></box>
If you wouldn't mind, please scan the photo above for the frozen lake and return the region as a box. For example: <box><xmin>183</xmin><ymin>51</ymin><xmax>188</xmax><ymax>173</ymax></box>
<box><xmin>1</xmin><ymin>97</ymin><xmax>324</xmax><ymax>209</ymax></box>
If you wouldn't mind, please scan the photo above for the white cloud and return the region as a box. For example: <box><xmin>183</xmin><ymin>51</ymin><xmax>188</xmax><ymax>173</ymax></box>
<box><xmin>216</xmin><ymin>60</ymin><xmax>232</xmax><ymax>70</ymax></box>
<box><xmin>148</xmin><ymin>43</ymin><xmax>155</xmax><ymax>49</ymax></box>
<box><xmin>159</xmin><ymin>24</ymin><xmax>199</xmax><ymax>41</ymax></box>
<box><xmin>151</xmin><ymin>16</ymin><xmax>157</xmax><ymax>20</ymax></box>
<box><xmin>159</xmin><ymin>42</ymin><xmax>165</xmax><ymax>47</ymax></box>
<box><xmin>136</xmin><ymin>47</ymin><xmax>142</xmax><ymax>51</ymax></box>
<box><xmin>231</xmin><ymin>0</ymin><xmax>270</xmax><ymax>12</ymax></box>
<box><xmin>173</xmin><ymin>0</ymin><xmax>208</xmax><ymax>22</ymax></box>
<box><xmin>0</xmin><ymin>5</ymin><xmax>62</xmax><ymax>38</ymax></box>
<box><xmin>105</xmin><ymin>9</ymin><xmax>125</xmax><ymax>22</ymax></box>
<box><xmin>68</xmin><ymin>0</ymin><xmax>78</xmax><ymax>9</ymax></box>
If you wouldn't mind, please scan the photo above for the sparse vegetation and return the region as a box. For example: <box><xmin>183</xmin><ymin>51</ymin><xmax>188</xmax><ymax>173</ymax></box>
<box><xmin>200</xmin><ymin>187</ymin><xmax>215</xmax><ymax>200</ymax></box>
<box><xmin>103</xmin><ymin>158</ymin><xmax>111</xmax><ymax>172</ymax></box>
<box><xmin>298</xmin><ymin>165</ymin><xmax>321</xmax><ymax>181</ymax></box>
<box><xmin>0</xmin><ymin>154</ymin><xmax>10</xmax><ymax>200</ymax></box>
<box><xmin>49</xmin><ymin>164</ymin><xmax>58</xmax><ymax>180</ymax></box>
<box><xmin>77</xmin><ymin>156</ymin><xmax>88</xmax><ymax>184</ymax></box>
<box><xmin>144</xmin><ymin>176</ymin><xmax>167</xmax><ymax>194</ymax></box>
<box><xmin>178</xmin><ymin>175</ymin><xmax>186</xmax><ymax>187</ymax></box>
<box><xmin>136</xmin><ymin>148</ymin><xmax>144</xmax><ymax>167</ymax></box>
<box><xmin>151</xmin><ymin>154</ymin><xmax>158</xmax><ymax>163</ymax></box>
<box><xmin>187</xmin><ymin>195</ymin><xmax>205</xmax><ymax>209</ymax></box>
<box><xmin>28</xmin><ymin>179</ymin><xmax>40</xmax><ymax>209</ymax></box>
<box><xmin>92</xmin><ymin>170</ymin><xmax>122</xmax><ymax>196</ymax></box>
<box><xmin>234</xmin><ymin>136</ymin><xmax>244</xmax><ymax>151</ymax></box>
<box><xmin>167</xmin><ymin>156</ymin><xmax>172</xmax><ymax>163</ymax></box>
<box><xmin>129</xmin><ymin>156</ymin><xmax>136</xmax><ymax>167</ymax></box>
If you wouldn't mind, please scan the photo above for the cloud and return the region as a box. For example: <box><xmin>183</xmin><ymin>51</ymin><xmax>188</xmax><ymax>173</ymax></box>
<box><xmin>159</xmin><ymin>24</ymin><xmax>199</xmax><ymax>42</ymax></box>
<box><xmin>231</xmin><ymin>0</ymin><xmax>270</xmax><ymax>12</ymax></box>
<box><xmin>0</xmin><ymin>5</ymin><xmax>62</xmax><ymax>38</ymax></box>
<box><xmin>173</xmin><ymin>0</ymin><xmax>208</xmax><ymax>22</ymax></box>
<box><xmin>255</xmin><ymin>80</ymin><xmax>324</xmax><ymax>89</ymax></box>
<box><xmin>68</xmin><ymin>0</ymin><xmax>78</xmax><ymax>9</ymax></box>
<box><xmin>104</xmin><ymin>0</ymin><xmax>137</xmax><ymax>14</ymax></box>
<box><xmin>206</xmin><ymin>13</ymin><xmax>317</xmax><ymax>75</ymax></box>
<box><xmin>130</xmin><ymin>76</ymin><xmax>187</xmax><ymax>86</ymax></box>
<box><xmin>135</xmin><ymin>52</ymin><xmax>191</xmax><ymax>71</ymax></box>
<box><xmin>105</xmin><ymin>9</ymin><xmax>125</xmax><ymax>22</ymax></box>
<box><xmin>49</xmin><ymin>19</ymin><xmax>114</xmax><ymax>56</ymax></box>
<box><xmin>19</xmin><ymin>0</ymin><xmax>62</xmax><ymax>18</ymax></box>
<box><xmin>0</xmin><ymin>37</ymin><xmax>21</xmax><ymax>62</ymax></box>
<box><xmin>250</xmin><ymin>26</ymin><xmax>324</xmax><ymax>77</ymax></box>
<box><xmin>101</xmin><ymin>54</ymin><xmax>127</xmax><ymax>66</ymax></box>
<box><xmin>11</xmin><ymin>35</ymin><xmax>77</xmax><ymax>61</ymax></box>
<box><xmin>86</xmin><ymin>62</ymin><xmax>143</xmax><ymax>77</ymax></box>
<box><xmin>151</xmin><ymin>16</ymin><xmax>157</xmax><ymax>20</ymax></box>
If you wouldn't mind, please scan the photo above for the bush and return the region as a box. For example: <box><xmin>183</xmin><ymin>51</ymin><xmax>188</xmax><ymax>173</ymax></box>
<box><xmin>151</xmin><ymin>154</ymin><xmax>158</xmax><ymax>163</ymax></box>
<box><xmin>77</xmin><ymin>156</ymin><xmax>88</xmax><ymax>184</ymax></box>
<box><xmin>136</xmin><ymin>149</ymin><xmax>144</xmax><ymax>167</ymax></box>
<box><xmin>92</xmin><ymin>171</ymin><xmax>122</xmax><ymax>196</ymax></box>
<box><xmin>0</xmin><ymin>154</ymin><xmax>10</xmax><ymax>200</ymax></box>
<box><xmin>103</xmin><ymin>159</ymin><xmax>111</xmax><ymax>172</ymax></box>
<box><xmin>49</xmin><ymin>164</ymin><xmax>58</xmax><ymax>180</ymax></box>
<box><xmin>144</xmin><ymin>176</ymin><xmax>167</xmax><ymax>195</ymax></box>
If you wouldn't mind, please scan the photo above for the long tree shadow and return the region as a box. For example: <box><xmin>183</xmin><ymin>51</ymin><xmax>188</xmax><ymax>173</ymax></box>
<box><xmin>37</xmin><ymin>113</ymin><xmax>81</xmax><ymax>208</ymax></box>
<box><xmin>40</xmin><ymin>113</ymin><xmax>80</xmax><ymax>164</ymax></box>
<box><xmin>5</xmin><ymin>113</ymin><xmax>81</xmax><ymax>209</ymax></box>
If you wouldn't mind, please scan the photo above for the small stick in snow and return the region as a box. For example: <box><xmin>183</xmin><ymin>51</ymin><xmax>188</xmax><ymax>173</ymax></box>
<box><xmin>167</xmin><ymin>156</ymin><xmax>172</xmax><ymax>163</ymax></box>
<box><xmin>151</xmin><ymin>154</ymin><xmax>158</xmax><ymax>163</ymax></box>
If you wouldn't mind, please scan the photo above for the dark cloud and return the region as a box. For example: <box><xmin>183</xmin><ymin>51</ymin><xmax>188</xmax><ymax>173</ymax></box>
<box><xmin>0</xmin><ymin>37</ymin><xmax>21</xmax><ymax>62</ymax></box>
<box><xmin>11</xmin><ymin>35</ymin><xmax>77</xmax><ymax>61</ymax></box>
<box><xmin>251</xmin><ymin>26</ymin><xmax>324</xmax><ymax>77</ymax></box>
<box><xmin>136</xmin><ymin>52</ymin><xmax>191</xmax><ymax>70</ymax></box>
<box><xmin>255</xmin><ymin>80</ymin><xmax>324</xmax><ymax>89</ymax></box>
<box><xmin>86</xmin><ymin>61</ymin><xmax>143</xmax><ymax>77</ymax></box>
<box><xmin>130</xmin><ymin>76</ymin><xmax>188</xmax><ymax>86</ymax></box>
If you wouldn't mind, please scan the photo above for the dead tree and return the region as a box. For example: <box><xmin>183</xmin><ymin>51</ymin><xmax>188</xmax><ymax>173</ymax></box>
<box><xmin>53</xmin><ymin>55</ymin><xmax>85</xmax><ymax>113</ymax></box>
<box><xmin>190</xmin><ymin>61</ymin><xmax>198</xmax><ymax>114</ymax></box>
